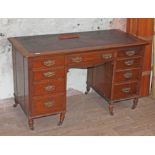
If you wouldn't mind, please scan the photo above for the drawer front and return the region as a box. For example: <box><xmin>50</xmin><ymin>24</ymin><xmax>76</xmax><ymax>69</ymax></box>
<box><xmin>32</xmin><ymin>56</ymin><xmax>65</xmax><ymax>69</ymax></box>
<box><xmin>114</xmin><ymin>69</ymin><xmax>140</xmax><ymax>83</ymax></box>
<box><xmin>112</xmin><ymin>82</ymin><xmax>138</xmax><ymax>100</ymax></box>
<box><xmin>116</xmin><ymin>58</ymin><xmax>142</xmax><ymax>70</ymax></box>
<box><xmin>32</xmin><ymin>79</ymin><xmax>65</xmax><ymax>96</ymax></box>
<box><xmin>31</xmin><ymin>94</ymin><xmax>66</xmax><ymax>116</ymax></box>
<box><xmin>66</xmin><ymin>50</ymin><xmax>114</xmax><ymax>67</ymax></box>
<box><xmin>117</xmin><ymin>47</ymin><xmax>143</xmax><ymax>58</ymax></box>
<box><xmin>32</xmin><ymin>67</ymin><xmax>65</xmax><ymax>81</ymax></box>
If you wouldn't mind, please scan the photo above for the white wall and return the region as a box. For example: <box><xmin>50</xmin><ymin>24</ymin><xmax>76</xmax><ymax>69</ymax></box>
<box><xmin>0</xmin><ymin>18</ymin><xmax>126</xmax><ymax>99</ymax></box>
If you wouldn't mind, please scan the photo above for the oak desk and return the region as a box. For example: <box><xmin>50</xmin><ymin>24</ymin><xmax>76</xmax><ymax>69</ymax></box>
<box><xmin>9</xmin><ymin>29</ymin><xmax>147</xmax><ymax>130</ymax></box>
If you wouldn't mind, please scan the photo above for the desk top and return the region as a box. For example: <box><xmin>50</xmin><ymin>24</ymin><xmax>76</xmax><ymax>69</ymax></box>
<box><xmin>9</xmin><ymin>29</ymin><xmax>147</xmax><ymax>57</ymax></box>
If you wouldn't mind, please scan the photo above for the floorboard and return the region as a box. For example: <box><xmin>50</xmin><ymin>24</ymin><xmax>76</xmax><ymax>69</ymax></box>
<box><xmin>0</xmin><ymin>92</ymin><xmax>155</xmax><ymax>136</ymax></box>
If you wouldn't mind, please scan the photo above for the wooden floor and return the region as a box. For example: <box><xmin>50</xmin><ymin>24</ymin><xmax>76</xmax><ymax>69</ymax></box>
<box><xmin>0</xmin><ymin>91</ymin><xmax>155</xmax><ymax>136</ymax></box>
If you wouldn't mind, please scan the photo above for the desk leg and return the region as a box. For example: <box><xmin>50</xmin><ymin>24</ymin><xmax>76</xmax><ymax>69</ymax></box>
<box><xmin>28</xmin><ymin>118</ymin><xmax>34</xmax><ymax>130</ymax></box>
<box><xmin>58</xmin><ymin>112</ymin><xmax>65</xmax><ymax>126</ymax></box>
<box><xmin>85</xmin><ymin>85</ymin><xmax>90</xmax><ymax>95</ymax></box>
<box><xmin>13</xmin><ymin>94</ymin><xmax>19</xmax><ymax>107</ymax></box>
<box><xmin>13</xmin><ymin>100</ymin><xmax>18</xmax><ymax>107</ymax></box>
<box><xmin>85</xmin><ymin>68</ymin><xmax>93</xmax><ymax>95</ymax></box>
<box><xmin>132</xmin><ymin>98</ymin><xmax>138</xmax><ymax>109</ymax></box>
<box><xmin>109</xmin><ymin>102</ymin><xmax>114</xmax><ymax>115</ymax></box>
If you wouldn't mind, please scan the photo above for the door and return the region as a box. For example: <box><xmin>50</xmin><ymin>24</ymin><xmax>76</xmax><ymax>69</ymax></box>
<box><xmin>127</xmin><ymin>18</ymin><xmax>154</xmax><ymax>96</ymax></box>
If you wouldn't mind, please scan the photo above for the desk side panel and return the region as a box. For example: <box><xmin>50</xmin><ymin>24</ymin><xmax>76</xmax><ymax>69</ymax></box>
<box><xmin>88</xmin><ymin>62</ymin><xmax>113</xmax><ymax>100</ymax></box>
<box><xmin>12</xmin><ymin>47</ymin><xmax>17</xmax><ymax>100</ymax></box>
<box><xmin>12</xmin><ymin>48</ymin><xmax>29</xmax><ymax>115</ymax></box>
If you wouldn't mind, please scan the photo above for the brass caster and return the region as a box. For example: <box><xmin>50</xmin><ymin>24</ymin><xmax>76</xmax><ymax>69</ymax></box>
<box><xmin>57</xmin><ymin>121</ymin><xmax>63</xmax><ymax>126</ymax></box>
<box><xmin>28</xmin><ymin>119</ymin><xmax>34</xmax><ymax>130</ymax></box>
<box><xmin>132</xmin><ymin>98</ymin><xmax>138</xmax><ymax>110</ymax></box>
<box><xmin>110</xmin><ymin>111</ymin><xmax>114</xmax><ymax>116</ymax></box>
<box><xmin>109</xmin><ymin>103</ymin><xmax>114</xmax><ymax>116</ymax></box>
<box><xmin>85</xmin><ymin>91</ymin><xmax>89</xmax><ymax>95</ymax></box>
<box><xmin>13</xmin><ymin>103</ymin><xmax>18</xmax><ymax>107</ymax></box>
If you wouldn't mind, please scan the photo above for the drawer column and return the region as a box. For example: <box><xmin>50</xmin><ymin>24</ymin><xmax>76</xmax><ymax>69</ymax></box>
<box><xmin>28</xmin><ymin>55</ymin><xmax>66</xmax><ymax>130</ymax></box>
<box><xmin>110</xmin><ymin>46</ymin><xmax>144</xmax><ymax>115</ymax></box>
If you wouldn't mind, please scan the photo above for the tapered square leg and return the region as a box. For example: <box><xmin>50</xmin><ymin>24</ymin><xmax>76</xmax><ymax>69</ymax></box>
<box><xmin>28</xmin><ymin>118</ymin><xmax>34</xmax><ymax>130</ymax></box>
<box><xmin>58</xmin><ymin>112</ymin><xmax>65</xmax><ymax>126</ymax></box>
<box><xmin>13</xmin><ymin>101</ymin><xmax>18</xmax><ymax>107</ymax></box>
<box><xmin>132</xmin><ymin>98</ymin><xmax>138</xmax><ymax>109</ymax></box>
<box><xmin>13</xmin><ymin>96</ymin><xmax>19</xmax><ymax>107</ymax></box>
<box><xmin>109</xmin><ymin>102</ymin><xmax>114</xmax><ymax>115</ymax></box>
<box><xmin>85</xmin><ymin>85</ymin><xmax>90</xmax><ymax>95</ymax></box>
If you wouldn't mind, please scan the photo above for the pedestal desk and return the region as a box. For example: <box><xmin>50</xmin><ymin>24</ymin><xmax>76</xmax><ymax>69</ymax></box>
<box><xmin>9</xmin><ymin>29</ymin><xmax>147</xmax><ymax>130</ymax></box>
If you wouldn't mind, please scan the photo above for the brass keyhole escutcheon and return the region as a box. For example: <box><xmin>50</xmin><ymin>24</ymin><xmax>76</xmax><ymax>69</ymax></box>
<box><xmin>43</xmin><ymin>71</ymin><xmax>55</xmax><ymax>78</ymax></box>
<box><xmin>44</xmin><ymin>101</ymin><xmax>54</xmax><ymax>108</ymax></box>
<box><xmin>102</xmin><ymin>53</ymin><xmax>112</xmax><ymax>59</ymax></box>
<box><xmin>122</xmin><ymin>87</ymin><xmax>131</xmax><ymax>93</ymax></box>
<box><xmin>44</xmin><ymin>85</ymin><xmax>55</xmax><ymax>92</ymax></box>
<box><xmin>123</xmin><ymin>72</ymin><xmax>133</xmax><ymax>79</ymax></box>
<box><xmin>125</xmin><ymin>51</ymin><xmax>136</xmax><ymax>56</ymax></box>
<box><xmin>124</xmin><ymin>60</ymin><xmax>134</xmax><ymax>66</ymax></box>
<box><xmin>43</xmin><ymin>60</ymin><xmax>55</xmax><ymax>67</ymax></box>
<box><xmin>71</xmin><ymin>57</ymin><xmax>82</xmax><ymax>63</ymax></box>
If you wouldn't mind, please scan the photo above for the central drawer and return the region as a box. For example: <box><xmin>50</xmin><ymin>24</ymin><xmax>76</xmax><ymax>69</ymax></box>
<box><xmin>31</xmin><ymin>94</ymin><xmax>66</xmax><ymax>116</ymax></box>
<box><xmin>66</xmin><ymin>50</ymin><xmax>114</xmax><ymax>67</ymax></box>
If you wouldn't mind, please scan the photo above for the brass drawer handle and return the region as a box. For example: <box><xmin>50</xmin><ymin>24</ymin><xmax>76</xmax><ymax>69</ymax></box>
<box><xmin>125</xmin><ymin>50</ymin><xmax>136</xmax><ymax>56</ymax></box>
<box><xmin>44</xmin><ymin>101</ymin><xmax>54</xmax><ymax>108</ymax></box>
<box><xmin>43</xmin><ymin>71</ymin><xmax>55</xmax><ymax>78</ymax></box>
<box><xmin>102</xmin><ymin>53</ymin><xmax>112</xmax><ymax>59</ymax></box>
<box><xmin>123</xmin><ymin>72</ymin><xmax>133</xmax><ymax>79</ymax></box>
<box><xmin>43</xmin><ymin>60</ymin><xmax>55</xmax><ymax>67</ymax></box>
<box><xmin>44</xmin><ymin>85</ymin><xmax>55</xmax><ymax>91</ymax></box>
<box><xmin>71</xmin><ymin>57</ymin><xmax>82</xmax><ymax>63</ymax></box>
<box><xmin>122</xmin><ymin>87</ymin><xmax>131</xmax><ymax>93</ymax></box>
<box><xmin>124</xmin><ymin>60</ymin><xmax>134</xmax><ymax>66</ymax></box>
